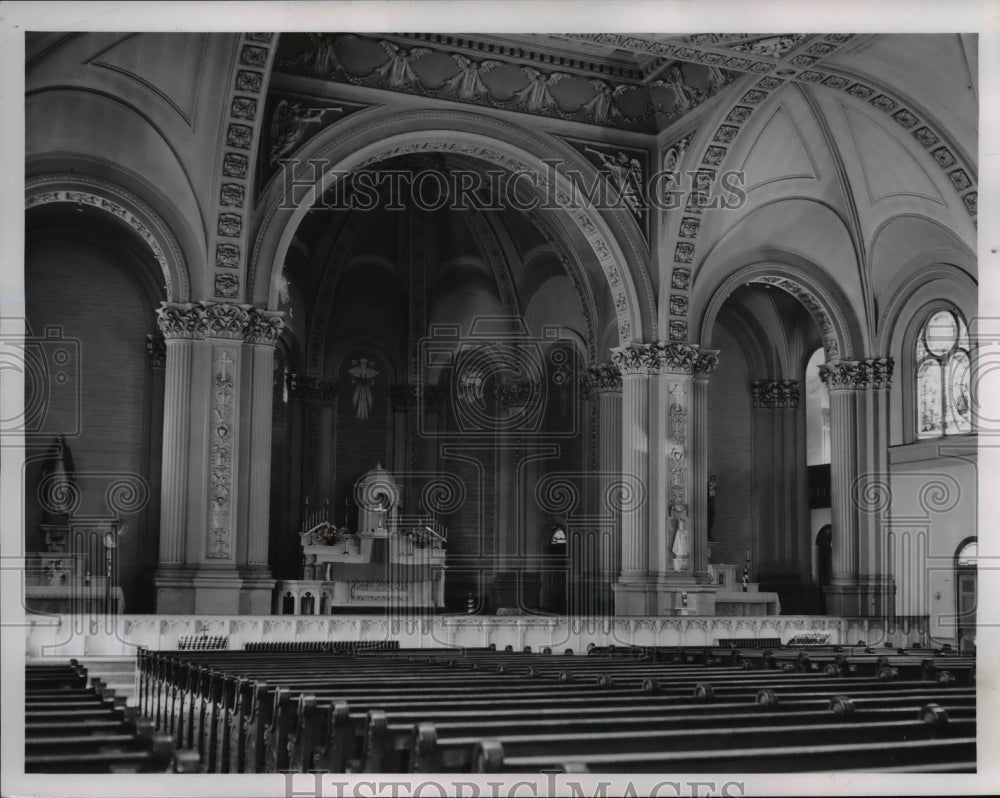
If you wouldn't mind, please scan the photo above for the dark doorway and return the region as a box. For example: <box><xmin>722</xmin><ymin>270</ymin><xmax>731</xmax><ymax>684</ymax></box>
<box><xmin>816</xmin><ymin>525</ymin><xmax>832</xmax><ymax>614</ymax></box>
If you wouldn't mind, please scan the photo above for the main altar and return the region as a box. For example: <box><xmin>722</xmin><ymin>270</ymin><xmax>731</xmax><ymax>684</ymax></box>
<box><xmin>273</xmin><ymin>465</ymin><xmax>447</xmax><ymax>613</ymax></box>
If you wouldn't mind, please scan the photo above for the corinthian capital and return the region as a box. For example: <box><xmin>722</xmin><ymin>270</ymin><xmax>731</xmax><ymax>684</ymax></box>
<box><xmin>819</xmin><ymin>358</ymin><xmax>894</xmax><ymax>391</ymax></box>
<box><xmin>199</xmin><ymin>302</ymin><xmax>251</xmax><ymax>340</ymax></box>
<box><xmin>610</xmin><ymin>341</ymin><xmax>720</xmax><ymax>377</ymax></box>
<box><xmin>752</xmin><ymin>380</ymin><xmax>801</xmax><ymax>408</ymax></box>
<box><xmin>245</xmin><ymin>309</ymin><xmax>285</xmax><ymax>346</ymax></box>
<box><xmin>581</xmin><ymin>362</ymin><xmax>622</xmax><ymax>397</ymax></box>
<box><xmin>156</xmin><ymin>303</ymin><xmax>201</xmax><ymax>339</ymax></box>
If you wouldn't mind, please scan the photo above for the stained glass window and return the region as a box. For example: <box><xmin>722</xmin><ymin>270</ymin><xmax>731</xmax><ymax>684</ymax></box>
<box><xmin>916</xmin><ymin>309</ymin><xmax>972</xmax><ymax>439</ymax></box>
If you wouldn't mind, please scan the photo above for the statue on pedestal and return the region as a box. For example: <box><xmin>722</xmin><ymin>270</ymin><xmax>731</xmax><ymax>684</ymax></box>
<box><xmin>670</xmin><ymin>503</ymin><xmax>690</xmax><ymax>572</ymax></box>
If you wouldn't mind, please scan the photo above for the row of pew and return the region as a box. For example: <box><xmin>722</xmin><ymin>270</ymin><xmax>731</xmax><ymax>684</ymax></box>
<box><xmin>26</xmin><ymin>661</ymin><xmax>200</xmax><ymax>773</ymax></box>
<box><xmin>138</xmin><ymin>643</ymin><xmax>976</xmax><ymax>774</ymax></box>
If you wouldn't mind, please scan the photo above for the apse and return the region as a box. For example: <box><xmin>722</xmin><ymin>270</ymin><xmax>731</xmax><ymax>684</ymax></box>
<box><xmin>708</xmin><ymin>281</ymin><xmax>825</xmax><ymax>614</ymax></box>
<box><xmin>270</xmin><ymin>153</ymin><xmax>600</xmax><ymax>613</ymax></box>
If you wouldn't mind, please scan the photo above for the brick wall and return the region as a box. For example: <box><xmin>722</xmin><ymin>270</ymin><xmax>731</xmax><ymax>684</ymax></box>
<box><xmin>707</xmin><ymin>325</ymin><xmax>754</xmax><ymax>572</ymax></box>
<box><xmin>25</xmin><ymin>232</ymin><xmax>160</xmax><ymax>612</ymax></box>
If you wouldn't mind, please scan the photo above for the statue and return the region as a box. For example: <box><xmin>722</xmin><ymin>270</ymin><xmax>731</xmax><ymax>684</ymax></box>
<box><xmin>39</xmin><ymin>434</ymin><xmax>77</xmax><ymax>522</ymax></box>
<box><xmin>670</xmin><ymin>503</ymin><xmax>690</xmax><ymax>571</ymax></box>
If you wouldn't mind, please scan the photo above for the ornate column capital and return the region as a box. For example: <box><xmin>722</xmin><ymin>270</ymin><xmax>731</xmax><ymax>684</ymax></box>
<box><xmin>287</xmin><ymin>373</ymin><xmax>338</xmax><ymax>405</ymax></box>
<box><xmin>155</xmin><ymin>303</ymin><xmax>201</xmax><ymax>339</ymax></box>
<box><xmin>581</xmin><ymin>362</ymin><xmax>622</xmax><ymax>397</ymax></box>
<box><xmin>155</xmin><ymin>301</ymin><xmax>285</xmax><ymax>344</ymax></box>
<box><xmin>610</xmin><ymin>342</ymin><xmax>720</xmax><ymax>377</ymax></box>
<box><xmin>819</xmin><ymin>358</ymin><xmax>894</xmax><ymax>391</ymax></box>
<box><xmin>751</xmin><ymin>380</ymin><xmax>801</xmax><ymax>409</ymax></box>
<box><xmin>145</xmin><ymin>334</ymin><xmax>166</xmax><ymax>368</ymax></box>
<box><xmin>198</xmin><ymin>301</ymin><xmax>251</xmax><ymax>339</ymax></box>
<box><xmin>245</xmin><ymin>309</ymin><xmax>285</xmax><ymax>346</ymax></box>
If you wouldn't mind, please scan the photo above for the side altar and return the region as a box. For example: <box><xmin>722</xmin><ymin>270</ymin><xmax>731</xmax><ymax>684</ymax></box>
<box><xmin>273</xmin><ymin>464</ymin><xmax>447</xmax><ymax>613</ymax></box>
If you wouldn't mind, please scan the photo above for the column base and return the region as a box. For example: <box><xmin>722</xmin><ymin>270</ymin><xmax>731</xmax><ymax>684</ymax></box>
<box><xmin>824</xmin><ymin>576</ymin><xmax>895</xmax><ymax>617</ymax></box>
<box><xmin>154</xmin><ymin>565</ymin><xmax>248</xmax><ymax>614</ymax></box>
<box><xmin>238</xmin><ymin>566</ymin><xmax>276</xmax><ymax>615</ymax></box>
<box><xmin>614</xmin><ymin>576</ymin><xmax>717</xmax><ymax>616</ymax></box>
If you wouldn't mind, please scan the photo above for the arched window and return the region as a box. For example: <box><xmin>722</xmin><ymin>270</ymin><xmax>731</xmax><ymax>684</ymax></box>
<box><xmin>915</xmin><ymin>308</ymin><xmax>971</xmax><ymax>438</ymax></box>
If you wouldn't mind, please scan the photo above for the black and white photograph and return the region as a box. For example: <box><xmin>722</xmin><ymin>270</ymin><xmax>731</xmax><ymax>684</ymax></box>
<box><xmin>1</xmin><ymin>2</ymin><xmax>996</xmax><ymax>796</ymax></box>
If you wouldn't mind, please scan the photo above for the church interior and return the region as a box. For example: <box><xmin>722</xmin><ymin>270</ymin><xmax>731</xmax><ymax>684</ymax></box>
<box><xmin>12</xmin><ymin>27</ymin><xmax>982</xmax><ymax>778</ymax></box>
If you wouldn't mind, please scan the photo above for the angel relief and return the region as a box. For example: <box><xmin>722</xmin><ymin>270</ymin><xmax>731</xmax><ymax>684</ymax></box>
<box><xmin>585</xmin><ymin>147</ymin><xmax>645</xmax><ymax>217</ymax></box>
<box><xmin>348</xmin><ymin>357</ymin><xmax>379</xmax><ymax>421</ymax></box>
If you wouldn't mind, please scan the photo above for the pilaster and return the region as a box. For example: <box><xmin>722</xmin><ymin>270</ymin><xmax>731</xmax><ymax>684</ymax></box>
<box><xmin>582</xmin><ymin>362</ymin><xmax>622</xmax><ymax>615</ymax></box>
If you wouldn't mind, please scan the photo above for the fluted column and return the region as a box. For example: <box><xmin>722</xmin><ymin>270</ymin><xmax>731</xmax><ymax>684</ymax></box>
<box><xmin>582</xmin><ymin>363</ymin><xmax>622</xmax><ymax>615</ymax></box>
<box><xmin>613</xmin><ymin>350</ymin><xmax>649</xmax><ymax>582</ymax></box>
<box><xmin>751</xmin><ymin>380</ymin><xmax>811</xmax><ymax>611</ymax></box>
<box><xmin>820</xmin><ymin>358</ymin><xmax>894</xmax><ymax>617</ymax></box>
<box><xmin>154</xmin><ymin>311</ymin><xmax>194</xmax><ymax>572</ymax></box>
<box><xmin>237</xmin><ymin>311</ymin><xmax>283</xmax><ymax>612</ymax></box>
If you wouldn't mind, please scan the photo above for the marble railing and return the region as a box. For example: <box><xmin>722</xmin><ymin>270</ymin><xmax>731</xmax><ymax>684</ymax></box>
<box><xmin>15</xmin><ymin>613</ymin><xmax>909</xmax><ymax>657</ymax></box>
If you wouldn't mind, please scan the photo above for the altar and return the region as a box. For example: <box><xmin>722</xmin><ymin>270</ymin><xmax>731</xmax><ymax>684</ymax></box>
<box><xmin>273</xmin><ymin>464</ymin><xmax>447</xmax><ymax>613</ymax></box>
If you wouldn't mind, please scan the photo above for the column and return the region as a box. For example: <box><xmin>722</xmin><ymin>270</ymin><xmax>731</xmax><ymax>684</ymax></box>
<box><xmin>751</xmin><ymin>380</ymin><xmax>811</xmax><ymax>611</ymax></box>
<box><xmin>153</xmin><ymin>305</ymin><xmax>196</xmax><ymax>611</ymax></box>
<box><xmin>237</xmin><ymin>310</ymin><xmax>284</xmax><ymax>613</ymax></box>
<box><xmin>611</xmin><ymin>342</ymin><xmax>719</xmax><ymax>616</ymax></box>
<box><xmin>288</xmin><ymin>375</ymin><xmax>338</xmax><ymax>512</ymax></box>
<box><xmin>152</xmin><ymin>302</ymin><xmax>285</xmax><ymax>614</ymax></box>
<box><xmin>582</xmin><ymin>363</ymin><xmax>622</xmax><ymax>616</ymax></box>
<box><xmin>820</xmin><ymin>358</ymin><xmax>894</xmax><ymax>617</ymax></box>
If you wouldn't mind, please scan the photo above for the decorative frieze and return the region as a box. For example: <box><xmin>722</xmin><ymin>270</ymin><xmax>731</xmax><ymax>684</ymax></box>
<box><xmin>819</xmin><ymin>358</ymin><xmax>894</xmax><ymax>391</ymax></box>
<box><xmin>611</xmin><ymin>342</ymin><xmax>720</xmax><ymax>377</ymax></box>
<box><xmin>751</xmin><ymin>380</ymin><xmax>801</xmax><ymax>409</ymax></box>
<box><xmin>581</xmin><ymin>362</ymin><xmax>622</xmax><ymax>397</ymax></box>
<box><xmin>155</xmin><ymin>303</ymin><xmax>285</xmax><ymax>344</ymax></box>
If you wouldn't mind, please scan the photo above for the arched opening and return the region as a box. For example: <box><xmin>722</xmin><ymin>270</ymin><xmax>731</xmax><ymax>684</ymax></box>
<box><xmin>707</xmin><ymin>277</ymin><xmax>828</xmax><ymax>614</ymax></box>
<box><xmin>805</xmin><ymin>346</ymin><xmax>832</xmax><ymax>607</ymax></box>
<box><xmin>264</xmin><ymin>152</ymin><xmax>606</xmax><ymax>614</ymax></box>
<box><xmin>23</xmin><ymin>203</ymin><xmax>167</xmax><ymax>614</ymax></box>
<box><xmin>542</xmin><ymin>518</ymin><xmax>569</xmax><ymax>615</ymax></box>
<box><xmin>815</xmin><ymin>525</ymin><xmax>833</xmax><ymax>614</ymax></box>
<box><xmin>955</xmin><ymin>537</ymin><xmax>977</xmax><ymax>653</ymax></box>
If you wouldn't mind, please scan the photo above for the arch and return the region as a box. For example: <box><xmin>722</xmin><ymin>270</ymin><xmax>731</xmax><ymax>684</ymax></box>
<box><xmin>954</xmin><ymin>535</ymin><xmax>977</xmax><ymax>653</ymax></box>
<box><xmin>697</xmin><ymin>259</ymin><xmax>864</xmax><ymax>362</ymax></box>
<box><xmin>25</xmin><ymin>173</ymin><xmax>191</xmax><ymax>303</ymax></box>
<box><xmin>248</xmin><ymin>108</ymin><xmax>653</xmax><ymax>346</ymax></box>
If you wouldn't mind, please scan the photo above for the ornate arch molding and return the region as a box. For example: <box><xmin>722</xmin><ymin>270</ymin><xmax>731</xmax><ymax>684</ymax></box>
<box><xmin>248</xmin><ymin>109</ymin><xmax>653</xmax><ymax>345</ymax></box>
<box><xmin>26</xmin><ymin>173</ymin><xmax>190</xmax><ymax>302</ymax></box>
<box><xmin>699</xmin><ymin>261</ymin><xmax>861</xmax><ymax>362</ymax></box>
